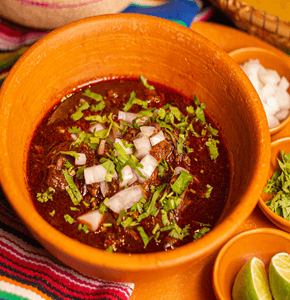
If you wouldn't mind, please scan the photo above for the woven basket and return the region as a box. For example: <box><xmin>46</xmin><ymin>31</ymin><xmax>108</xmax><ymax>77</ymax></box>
<box><xmin>209</xmin><ymin>0</ymin><xmax>290</xmax><ymax>51</ymax></box>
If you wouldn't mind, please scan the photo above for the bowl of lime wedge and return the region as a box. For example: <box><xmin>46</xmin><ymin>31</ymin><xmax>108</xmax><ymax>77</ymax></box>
<box><xmin>213</xmin><ymin>228</ymin><xmax>290</xmax><ymax>300</ymax></box>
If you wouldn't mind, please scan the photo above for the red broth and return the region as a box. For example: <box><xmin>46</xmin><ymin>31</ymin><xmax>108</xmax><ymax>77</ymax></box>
<box><xmin>26</xmin><ymin>77</ymin><xmax>231</xmax><ymax>253</ymax></box>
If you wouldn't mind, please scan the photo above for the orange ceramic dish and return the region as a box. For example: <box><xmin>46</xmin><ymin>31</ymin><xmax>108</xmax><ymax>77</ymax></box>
<box><xmin>213</xmin><ymin>228</ymin><xmax>290</xmax><ymax>300</ymax></box>
<box><xmin>0</xmin><ymin>14</ymin><xmax>271</xmax><ymax>283</ymax></box>
<box><xmin>229</xmin><ymin>47</ymin><xmax>290</xmax><ymax>141</ymax></box>
<box><xmin>259</xmin><ymin>137</ymin><xmax>290</xmax><ymax>232</ymax></box>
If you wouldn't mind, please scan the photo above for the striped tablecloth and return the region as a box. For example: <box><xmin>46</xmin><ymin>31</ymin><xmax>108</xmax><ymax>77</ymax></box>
<box><xmin>0</xmin><ymin>1</ymin><xmax>213</xmax><ymax>299</ymax></box>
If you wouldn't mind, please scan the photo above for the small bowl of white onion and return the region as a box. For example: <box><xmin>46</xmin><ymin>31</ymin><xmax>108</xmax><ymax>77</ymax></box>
<box><xmin>229</xmin><ymin>47</ymin><xmax>290</xmax><ymax>141</ymax></box>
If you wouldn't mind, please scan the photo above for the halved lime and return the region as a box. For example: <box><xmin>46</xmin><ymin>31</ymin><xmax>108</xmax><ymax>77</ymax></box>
<box><xmin>232</xmin><ymin>257</ymin><xmax>272</xmax><ymax>300</ymax></box>
<box><xmin>269</xmin><ymin>252</ymin><xmax>290</xmax><ymax>300</ymax></box>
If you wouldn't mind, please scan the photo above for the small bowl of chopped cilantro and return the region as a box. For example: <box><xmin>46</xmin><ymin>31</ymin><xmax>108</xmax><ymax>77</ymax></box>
<box><xmin>259</xmin><ymin>137</ymin><xmax>290</xmax><ymax>232</ymax></box>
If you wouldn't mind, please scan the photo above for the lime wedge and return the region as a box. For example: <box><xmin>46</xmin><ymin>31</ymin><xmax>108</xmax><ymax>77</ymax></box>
<box><xmin>269</xmin><ymin>252</ymin><xmax>290</xmax><ymax>300</ymax></box>
<box><xmin>232</xmin><ymin>257</ymin><xmax>272</xmax><ymax>300</ymax></box>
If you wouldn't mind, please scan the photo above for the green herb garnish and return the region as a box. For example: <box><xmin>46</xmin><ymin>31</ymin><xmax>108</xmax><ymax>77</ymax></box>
<box><xmin>36</xmin><ymin>187</ymin><xmax>54</xmax><ymax>203</ymax></box>
<box><xmin>205</xmin><ymin>138</ymin><xmax>219</xmax><ymax>159</ymax></box>
<box><xmin>70</xmin><ymin>102</ymin><xmax>90</xmax><ymax>121</ymax></box>
<box><xmin>64</xmin><ymin>214</ymin><xmax>75</xmax><ymax>224</ymax></box>
<box><xmin>193</xmin><ymin>227</ymin><xmax>210</xmax><ymax>240</ymax></box>
<box><xmin>264</xmin><ymin>151</ymin><xmax>290</xmax><ymax>220</ymax></box>
<box><xmin>171</xmin><ymin>170</ymin><xmax>194</xmax><ymax>195</ymax></box>
<box><xmin>140</xmin><ymin>75</ymin><xmax>155</xmax><ymax>90</ymax></box>
<box><xmin>62</xmin><ymin>169</ymin><xmax>83</xmax><ymax>204</ymax></box>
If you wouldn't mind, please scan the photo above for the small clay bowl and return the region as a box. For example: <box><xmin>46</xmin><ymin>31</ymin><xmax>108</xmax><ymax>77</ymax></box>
<box><xmin>259</xmin><ymin>137</ymin><xmax>290</xmax><ymax>232</ymax></box>
<box><xmin>229</xmin><ymin>47</ymin><xmax>290</xmax><ymax>141</ymax></box>
<box><xmin>213</xmin><ymin>228</ymin><xmax>290</xmax><ymax>300</ymax></box>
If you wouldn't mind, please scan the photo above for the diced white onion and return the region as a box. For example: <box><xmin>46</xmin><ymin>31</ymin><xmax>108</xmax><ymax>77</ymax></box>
<box><xmin>137</xmin><ymin>154</ymin><xmax>158</xmax><ymax>183</ymax></box>
<box><xmin>84</xmin><ymin>164</ymin><xmax>107</xmax><ymax>185</ymax></box>
<box><xmin>118</xmin><ymin>110</ymin><xmax>149</xmax><ymax>125</ymax></box>
<box><xmin>100</xmin><ymin>181</ymin><xmax>108</xmax><ymax>197</ymax></box>
<box><xmin>140</xmin><ymin>126</ymin><xmax>155</xmax><ymax>137</ymax></box>
<box><xmin>106</xmin><ymin>185</ymin><xmax>145</xmax><ymax>213</ymax></box>
<box><xmin>89</xmin><ymin>123</ymin><xmax>106</xmax><ymax>133</ymax></box>
<box><xmin>77</xmin><ymin>210</ymin><xmax>103</xmax><ymax>231</ymax></box>
<box><xmin>75</xmin><ymin>153</ymin><xmax>86</xmax><ymax>166</ymax></box>
<box><xmin>133</xmin><ymin>136</ymin><xmax>151</xmax><ymax>154</ymax></box>
<box><xmin>150</xmin><ymin>130</ymin><xmax>165</xmax><ymax>146</ymax></box>
<box><xmin>98</xmin><ymin>139</ymin><xmax>106</xmax><ymax>155</ymax></box>
<box><xmin>111</xmin><ymin>127</ymin><xmax>122</xmax><ymax>139</ymax></box>
<box><xmin>240</xmin><ymin>58</ymin><xmax>290</xmax><ymax>128</ymax></box>
<box><xmin>118</xmin><ymin>111</ymin><xmax>138</xmax><ymax>124</ymax></box>
<box><xmin>120</xmin><ymin>165</ymin><xmax>136</xmax><ymax>187</ymax></box>
<box><xmin>115</xmin><ymin>138</ymin><xmax>132</xmax><ymax>155</ymax></box>
<box><xmin>70</xmin><ymin>133</ymin><xmax>78</xmax><ymax>141</ymax></box>
<box><xmin>127</xmin><ymin>172</ymin><xmax>137</xmax><ymax>186</ymax></box>
<box><xmin>135</xmin><ymin>150</ymin><xmax>150</xmax><ymax>160</ymax></box>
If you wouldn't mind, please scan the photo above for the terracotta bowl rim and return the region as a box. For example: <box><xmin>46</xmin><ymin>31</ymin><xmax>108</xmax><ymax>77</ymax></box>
<box><xmin>258</xmin><ymin>137</ymin><xmax>290</xmax><ymax>228</ymax></box>
<box><xmin>0</xmin><ymin>14</ymin><xmax>271</xmax><ymax>273</ymax></box>
<box><xmin>228</xmin><ymin>46</ymin><xmax>290</xmax><ymax>135</ymax></box>
<box><xmin>212</xmin><ymin>227</ymin><xmax>290</xmax><ymax>299</ymax></box>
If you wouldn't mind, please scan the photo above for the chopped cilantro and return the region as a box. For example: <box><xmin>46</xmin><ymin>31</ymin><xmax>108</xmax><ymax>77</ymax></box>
<box><xmin>205</xmin><ymin>184</ymin><xmax>213</xmax><ymax>198</ymax></box>
<box><xmin>64</xmin><ymin>161</ymin><xmax>74</xmax><ymax>169</ymax></box>
<box><xmin>68</xmin><ymin>126</ymin><xmax>81</xmax><ymax>134</ymax></box>
<box><xmin>171</xmin><ymin>170</ymin><xmax>194</xmax><ymax>195</ymax></box>
<box><xmin>64</xmin><ymin>214</ymin><xmax>75</xmax><ymax>224</ymax></box>
<box><xmin>195</xmin><ymin>105</ymin><xmax>206</xmax><ymax>125</ymax></box>
<box><xmin>123</xmin><ymin>91</ymin><xmax>148</xmax><ymax>112</ymax></box>
<box><xmin>264</xmin><ymin>150</ymin><xmax>290</xmax><ymax>220</ymax></box>
<box><xmin>205</xmin><ymin>138</ymin><xmax>219</xmax><ymax>159</ymax></box>
<box><xmin>59</xmin><ymin>151</ymin><xmax>80</xmax><ymax>159</ymax></box>
<box><xmin>100</xmin><ymin>158</ymin><xmax>116</xmax><ymax>182</ymax></box>
<box><xmin>177</xmin><ymin>135</ymin><xmax>185</xmax><ymax>154</ymax></box>
<box><xmin>161</xmin><ymin>209</ymin><xmax>170</xmax><ymax>226</ymax></box>
<box><xmin>76</xmin><ymin>165</ymin><xmax>86</xmax><ymax>179</ymax></box>
<box><xmin>78</xmin><ymin>223</ymin><xmax>90</xmax><ymax>234</ymax></box>
<box><xmin>62</xmin><ymin>169</ymin><xmax>83</xmax><ymax>204</ymax></box>
<box><xmin>169</xmin><ymin>106</ymin><xmax>182</xmax><ymax>121</ymax></box>
<box><xmin>106</xmin><ymin>245</ymin><xmax>116</xmax><ymax>252</ymax></box>
<box><xmin>36</xmin><ymin>187</ymin><xmax>54</xmax><ymax>203</ymax></box>
<box><xmin>208</xmin><ymin>125</ymin><xmax>219</xmax><ymax>136</ymax></box>
<box><xmin>85</xmin><ymin>115</ymin><xmax>108</xmax><ymax>123</ymax></box>
<box><xmin>137</xmin><ymin>226</ymin><xmax>153</xmax><ymax>248</ymax></box>
<box><xmin>193</xmin><ymin>227</ymin><xmax>210</xmax><ymax>240</ymax></box>
<box><xmin>169</xmin><ymin>223</ymin><xmax>190</xmax><ymax>240</ymax></box>
<box><xmin>140</xmin><ymin>75</ymin><xmax>155</xmax><ymax>90</ymax></box>
<box><xmin>83</xmin><ymin>89</ymin><xmax>103</xmax><ymax>102</ymax></box>
<box><xmin>49</xmin><ymin>210</ymin><xmax>55</xmax><ymax>217</ymax></box>
<box><xmin>91</xmin><ymin>100</ymin><xmax>106</xmax><ymax>112</ymax></box>
<box><xmin>186</xmin><ymin>106</ymin><xmax>195</xmax><ymax>114</ymax></box>
<box><xmin>70</xmin><ymin>102</ymin><xmax>90</xmax><ymax>121</ymax></box>
<box><xmin>158</xmin><ymin>159</ymin><xmax>168</xmax><ymax>177</ymax></box>
<box><xmin>99</xmin><ymin>199</ymin><xmax>108</xmax><ymax>215</ymax></box>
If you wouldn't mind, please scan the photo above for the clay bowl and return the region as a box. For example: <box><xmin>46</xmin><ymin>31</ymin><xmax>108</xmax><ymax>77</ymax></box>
<box><xmin>229</xmin><ymin>47</ymin><xmax>290</xmax><ymax>141</ymax></box>
<box><xmin>213</xmin><ymin>228</ymin><xmax>290</xmax><ymax>300</ymax></box>
<box><xmin>0</xmin><ymin>14</ymin><xmax>270</xmax><ymax>282</ymax></box>
<box><xmin>259</xmin><ymin>137</ymin><xmax>290</xmax><ymax>232</ymax></box>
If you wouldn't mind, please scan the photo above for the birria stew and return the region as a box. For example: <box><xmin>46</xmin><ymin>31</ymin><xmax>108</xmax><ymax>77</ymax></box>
<box><xmin>26</xmin><ymin>76</ymin><xmax>231</xmax><ymax>253</ymax></box>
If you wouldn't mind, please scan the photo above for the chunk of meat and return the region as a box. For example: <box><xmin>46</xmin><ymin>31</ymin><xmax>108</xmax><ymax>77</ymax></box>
<box><xmin>45</xmin><ymin>154</ymin><xmax>67</xmax><ymax>191</ymax></box>
<box><xmin>87</xmin><ymin>182</ymin><xmax>100</xmax><ymax>197</ymax></box>
<box><xmin>150</xmin><ymin>139</ymin><xmax>173</xmax><ymax>163</ymax></box>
